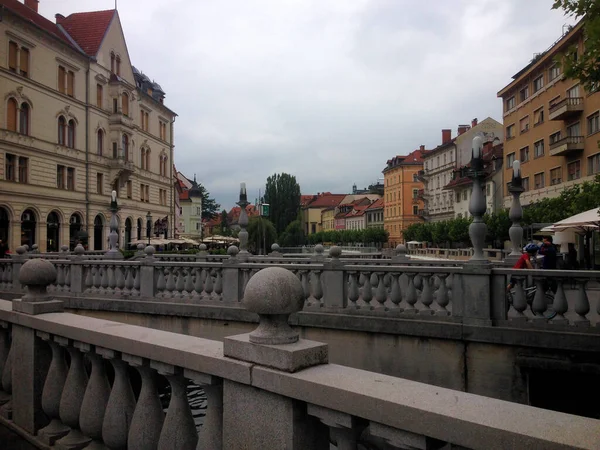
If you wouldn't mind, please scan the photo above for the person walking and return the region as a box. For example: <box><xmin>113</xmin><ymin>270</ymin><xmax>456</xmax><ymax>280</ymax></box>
<box><xmin>539</xmin><ymin>235</ymin><xmax>558</xmax><ymax>293</ymax></box>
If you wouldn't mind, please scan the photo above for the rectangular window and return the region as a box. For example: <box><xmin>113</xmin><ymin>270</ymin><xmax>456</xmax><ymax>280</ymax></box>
<box><xmin>567</xmin><ymin>122</ymin><xmax>581</xmax><ymax>137</ymax></box>
<box><xmin>96</xmin><ymin>173</ymin><xmax>103</xmax><ymax>194</ymax></box>
<box><xmin>5</xmin><ymin>154</ymin><xmax>16</xmax><ymax>181</ymax></box>
<box><xmin>588</xmin><ymin>153</ymin><xmax>600</xmax><ymax>176</ymax></box>
<box><xmin>122</xmin><ymin>93</ymin><xmax>129</xmax><ymax>116</ymax></box>
<box><xmin>67</xmin><ymin>167</ymin><xmax>75</xmax><ymax>191</ymax></box>
<box><xmin>140</xmin><ymin>183</ymin><xmax>146</xmax><ymax>202</ymax></box>
<box><xmin>588</xmin><ymin>112</ymin><xmax>600</xmax><ymax>135</ymax></box>
<box><xmin>412</xmin><ymin>189</ymin><xmax>418</xmax><ymax>198</ymax></box>
<box><xmin>462</xmin><ymin>190</ymin><xmax>467</xmax><ymax>201</ymax></box>
<box><xmin>522</xmin><ymin>177</ymin><xmax>530</xmax><ymax>192</ymax></box>
<box><xmin>520</xmin><ymin>146</ymin><xmax>529</xmax><ymax>163</ymax></box>
<box><xmin>519</xmin><ymin>85</ymin><xmax>529</xmax><ymax>102</ymax></box>
<box><xmin>534</xmin><ymin>107</ymin><xmax>544</xmax><ymax>125</ymax></box>
<box><xmin>550</xmin><ymin>167</ymin><xmax>562</xmax><ymax>186</ymax></box>
<box><xmin>456</xmin><ymin>192</ymin><xmax>460</xmax><ymax>203</ymax></box>
<box><xmin>58</xmin><ymin>66</ymin><xmax>66</xmax><ymax>93</ymax></box>
<box><xmin>549</xmin><ymin>65</ymin><xmax>560</xmax><ymax>81</ymax></box>
<box><xmin>519</xmin><ymin>116</ymin><xmax>530</xmax><ymax>133</ymax></box>
<box><xmin>534</xmin><ymin>140</ymin><xmax>544</xmax><ymax>158</ymax></box>
<box><xmin>57</xmin><ymin>165</ymin><xmax>65</xmax><ymax>189</ymax></box>
<box><xmin>8</xmin><ymin>41</ymin><xmax>18</xmax><ymax>72</ymax></box>
<box><xmin>412</xmin><ymin>205</ymin><xmax>418</xmax><ymax>215</ymax></box>
<box><xmin>145</xmin><ymin>185</ymin><xmax>150</xmax><ymax>203</ymax></box>
<box><xmin>506</xmin><ymin>124</ymin><xmax>515</xmax><ymax>139</ymax></box>
<box><xmin>533</xmin><ymin>75</ymin><xmax>544</xmax><ymax>93</ymax></box>
<box><xmin>568</xmin><ymin>160</ymin><xmax>581</xmax><ymax>181</ymax></box>
<box><xmin>113</xmin><ymin>98</ymin><xmax>118</xmax><ymax>114</ymax></box>
<box><xmin>112</xmin><ymin>142</ymin><xmax>118</xmax><ymax>159</ymax></box>
<box><xmin>534</xmin><ymin>172</ymin><xmax>545</xmax><ymax>189</ymax></box>
<box><xmin>506</xmin><ymin>96</ymin><xmax>515</xmax><ymax>111</ymax></box>
<box><xmin>127</xmin><ymin>180</ymin><xmax>132</xmax><ymax>199</ymax></box>
<box><xmin>18</xmin><ymin>157</ymin><xmax>28</xmax><ymax>183</ymax></box>
<box><xmin>96</xmin><ymin>84</ymin><xmax>103</xmax><ymax>108</ymax></box>
<box><xmin>20</xmin><ymin>48</ymin><xmax>29</xmax><ymax>77</ymax></box>
<box><xmin>549</xmin><ymin>131</ymin><xmax>562</xmax><ymax>145</ymax></box>
<box><xmin>67</xmin><ymin>71</ymin><xmax>74</xmax><ymax>97</ymax></box>
<box><xmin>567</xmin><ymin>84</ymin><xmax>580</xmax><ymax>98</ymax></box>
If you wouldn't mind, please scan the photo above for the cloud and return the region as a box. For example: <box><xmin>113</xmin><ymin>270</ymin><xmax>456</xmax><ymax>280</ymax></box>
<box><xmin>40</xmin><ymin>0</ymin><xmax>576</xmax><ymax>208</ymax></box>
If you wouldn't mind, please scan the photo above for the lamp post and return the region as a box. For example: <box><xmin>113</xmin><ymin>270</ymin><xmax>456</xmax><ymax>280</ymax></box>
<box><xmin>237</xmin><ymin>182</ymin><xmax>250</xmax><ymax>261</ymax></box>
<box><xmin>146</xmin><ymin>211</ymin><xmax>152</xmax><ymax>247</ymax></box>
<box><xmin>507</xmin><ymin>160</ymin><xmax>524</xmax><ymax>259</ymax></box>
<box><xmin>105</xmin><ymin>190</ymin><xmax>123</xmax><ymax>259</ymax></box>
<box><xmin>460</xmin><ymin>136</ymin><xmax>488</xmax><ymax>262</ymax></box>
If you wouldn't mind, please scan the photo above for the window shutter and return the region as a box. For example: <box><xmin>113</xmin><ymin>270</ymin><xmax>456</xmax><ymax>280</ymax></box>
<box><xmin>8</xmin><ymin>42</ymin><xmax>18</xmax><ymax>71</ymax></box>
<box><xmin>58</xmin><ymin>66</ymin><xmax>66</xmax><ymax>93</ymax></box>
<box><xmin>7</xmin><ymin>99</ymin><xmax>17</xmax><ymax>131</ymax></box>
<box><xmin>67</xmin><ymin>71</ymin><xmax>74</xmax><ymax>97</ymax></box>
<box><xmin>20</xmin><ymin>48</ymin><xmax>29</xmax><ymax>76</ymax></box>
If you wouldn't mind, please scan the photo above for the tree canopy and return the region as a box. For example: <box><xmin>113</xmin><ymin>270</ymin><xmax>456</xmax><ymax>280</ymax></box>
<box><xmin>552</xmin><ymin>0</ymin><xmax>600</xmax><ymax>92</ymax></box>
<box><xmin>264</xmin><ymin>173</ymin><xmax>301</xmax><ymax>234</ymax></box>
<box><xmin>196</xmin><ymin>183</ymin><xmax>220</xmax><ymax>221</ymax></box>
<box><xmin>247</xmin><ymin>216</ymin><xmax>277</xmax><ymax>254</ymax></box>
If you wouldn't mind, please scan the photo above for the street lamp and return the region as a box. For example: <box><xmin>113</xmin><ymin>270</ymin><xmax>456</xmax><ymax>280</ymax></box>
<box><xmin>146</xmin><ymin>211</ymin><xmax>152</xmax><ymax>246</ymax></box>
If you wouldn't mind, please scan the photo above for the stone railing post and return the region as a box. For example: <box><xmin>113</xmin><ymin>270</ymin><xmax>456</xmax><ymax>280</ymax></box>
<box><xmin>222</xmin><ymin>245</ymin><xmax>241</xmax><ymax>303</ymax></box>
<box><xmin>392</xmin><ymin>244</ymin><xmax>410</xmax><ymax>263</ymax></box>
<box><xmin>11</xmin><ymin>259</ymin><xmax>62</xmax><ymax>435</ymax></box>
<box><xmin>10</xmin><ymin>246</ymin><xmax>27</xmax><ymax>293</ymax></box>
<box><xmin>223</xmin><ymin>267</ymin><xmax>329</xmax><ymax>449</ymax></box>
<box><xmin>451</xmin><ymin>266</ymin><xmax>492</xmax><ymax>326</ymax></box>
<box><xmin>196</xmin><ymin>243</ymin><xmax>208</xmax><ymax>259</ymax></box>
<box><xmin>321</xmin><ymin>246</ymin><xmax>347</xmax><ymax>309</ymax></box>
<box><xmin>139</xmin><ymin>246</ymin><xmax>157</xmax><ymax>298</ymax></box>
<box><xmin>269</xmin><ymin>243</ymin><xmax>282</xmax><ymax>256</ymax></box>
<box><xmin>466</xmin><ymin>136</ymin><xmax>488</xmax><ymax>263</ymax></box>
<box><xmin>311</xmin><ymin>244</ymin><xmax>325</xmax><ymax>263</ymax></box>
<box><xmin>68</xmin><ymin>244</ymin><xmax>85</xmax><ymax>294</ymax></box>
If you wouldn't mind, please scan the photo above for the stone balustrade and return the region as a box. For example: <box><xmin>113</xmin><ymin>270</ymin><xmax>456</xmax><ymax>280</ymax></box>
<box><xmin>0</xmin><ymin>260</ymin><xmax>598</xmax><ymax>450</ymax></box>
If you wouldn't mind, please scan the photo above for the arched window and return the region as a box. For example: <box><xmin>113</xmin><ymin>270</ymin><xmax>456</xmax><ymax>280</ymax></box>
<box><xmin>140</xmin><ymin>148</ymin><xmax>146</xmax><ymax>170</ymax></box>
<box><xmin>110</xmin><ymin>52</ymin><xmax>115</xmax><ymax>73</ymax></box>
<box><xmin>67</xmin><ymin>119</ymin><xmax>75</xmax><ymax>148</ymax></box>
<box><xmin>122</xmin><ymin>134</ymin><xmax>129</xmax><ymax>160</ymax></box>
<box><xmin>145</xmin><ymin>149</ymin><xmax>150</xmax><ymax>171</ymax></box>
<box><xmin>97</xmin><ymin>130</ymin><xmax>103</xmax><ymax>155</ymax></box>
<box><xmin>19</xmin><ymin>103</ymin><xmax>29</xmax><ymax>135</ymax></box>
<box><xmin>58</xmin><ymin>116</ymin><xmax>66</xmax><ymax>145</ymax></box>
<box><xmin>7</xmin><ymin>98</ymin><xmax>18</xmax><ymax>132</ymax></box>
<box><xmin>121</xmin><ymin>92</ymin><xmax>129</xmax><ymax>116</ymax></box>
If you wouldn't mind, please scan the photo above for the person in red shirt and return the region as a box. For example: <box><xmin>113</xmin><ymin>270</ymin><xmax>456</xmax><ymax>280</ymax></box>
<box><xmin>507</xmin><ymin>243</ymin><xmax>538</xmax><ymax>290</ymax></box>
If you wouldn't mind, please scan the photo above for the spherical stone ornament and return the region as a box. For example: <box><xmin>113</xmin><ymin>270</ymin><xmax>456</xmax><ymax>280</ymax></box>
<box><xmin>271</xmin><ymin>243</ymin><xmax>280</xmax><ymax>252</ymax></box>
<box><xmin>314</xmin><ymin>244</ymin><xmax>324</xmax><ymax>255</ymax></box>
<box><xmin>227</xmin><ymin>245</ymin><xmax>239</xmax><ymax>258</ymax></box>
<box><xmin>137</xmin><ymin>243</ymin><xmax>145</xmax><ymax>251</ymax></box>
<box><xmin>396</xmin><ymin>244</ymin><xmax>407</xmax><ymax>254</ymax></box>
<box><xmin>74</xmin><ymin>244</ymin><xmax>85</xmax><ymax>256</ymax></box>
<box><xmin>60</xmin><ymin>245</ymin><xmax>69</xmax><ymax>252</ymax></box>
<box><xmin>144</xmin><ymin>245</ymin><xmax>155</xmax><ymax>257</ymax></box>
<box><xmin>19</xmin><ymin>259</ymin><xmax>57</xmax><ymax>302</ymax></box>
<box><xmin>329</xmin><ymin>246</ymin><xmax>342</xmax><ymax>259</ymax></box>
<box><xmin>243</xmin><ymin>267</ymin><xmax>304</xmax><ymax>345</ymax></box>
<box><xmin>16</xmin><ymin>246</ymin><xmax>26</xmax><ymax>256</ymax></box>
<box><xmin>199</xmin><ymin>243</ymin><xmax>207</xmax><ymax>251</ymax></box>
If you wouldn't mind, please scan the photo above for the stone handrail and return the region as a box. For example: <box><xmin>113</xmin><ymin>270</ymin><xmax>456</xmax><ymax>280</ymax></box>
<box><xmin>0</xmin><ymin>262</ymin><xmax>598</xmax><ymax>450</ymax></box>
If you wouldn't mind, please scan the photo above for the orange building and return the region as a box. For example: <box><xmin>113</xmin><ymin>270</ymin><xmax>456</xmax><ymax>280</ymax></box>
<box><xmin>382</xmin><ymin>146</ymin><xmax>430</xmax><ymax>246</ymax></box>
<box><xmin>497</xmin><ymin>21</ymin><xmax>600</xmax><ymax>206</ymax></box>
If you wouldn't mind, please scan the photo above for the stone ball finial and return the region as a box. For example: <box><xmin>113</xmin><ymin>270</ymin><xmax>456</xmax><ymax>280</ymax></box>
<box><xmin>24</xmin><ymin>244</ymin><xmax>29</xmax><ymax>252</ymax></box>
<box><xmin>137</xmin><ymin>243</ymin><xmax>145</xmax><ymax>251</ymax></box>
<box><xmin>74</xmin><ymin>244</ymin><xmax>85</xmax><ymax>256</ymax></box>
<box><xmin>199</xmin><ymin>243</ymin><xmax>207</xmax><ymax>251</ymax></box>
<box><xmin>243</xmin><ymin>267</ymin><xmax>304</xmax><ymax>345</ymax></box>
<box><xmin>314</xmin><ymin>244</ymin><xmax>324</xmax><ymax>255</ymax></box>
<box><xmin>19</xmin><ymin>259</ymin><xmax>57</xmax><ymax>302</ymax></box>
<box><xmin>396</xmin><ymin>244</ymin><xmax>407</xmax><ymax>255</ymax></box>
<box><xmin>16</xmin><ymin>246</ymin><xmax>26</xmax><ymax>256</ymax></box>
<box><xmin>227</xmin><ymin>245</ymin><xmax>239</xmax><ymax>258</ymax></box>
<box><xmin>144</xmin><ymin>245</ymin><xmax>155</xmax><ymax>258</ymax></box>
<box><xmin>32</xmin><ymin>244</ymin><xmax>39</xmax><ymax>252</ymax></box>
<box><xmin>329</xmin><ymin>246</ymin><xmax>342</xmax><ymax>259</ymax></box>
<box><xmin>271</xmin><ymin>243</ymin><xmax>280</xmax><ymax>252</ymax></box>
<box><xmin>60</xmin><ymin>245</ymin><xmax>69</xmax><ymax>253</ymax></box>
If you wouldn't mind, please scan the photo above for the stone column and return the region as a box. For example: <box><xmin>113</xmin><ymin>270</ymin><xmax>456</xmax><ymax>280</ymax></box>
<box><xmin>466</xmin><ymin>136</ymin><xmax>488</xmax><ymax>263</ymax></box>
<box><xmin>507</xmin><ymin>160</ymin><xmax>524</xmax><ymax>261</ymax></box>
<box><xmin>11</xmin><ymin>259</ymin><xmax>61</xmax><ymax>434</ymax></box>
<box><xmin>236</xmin><ymin>183</ymin><xmax>250</xmax><ymax>261</ymax></box>
<box><xmin>139</xmin><ymin>246</ymin><xmax>157</xmax><ymax>298</ymax></box>
<box><xmin>106</xmin><ymin>190</ymin><xmax>123</xmax><ymax>260</ymax></box>
<box><xmin>223</xmin><ymin>267</ymin><xmax>329</xmax><ymax>449</ymax></box>
<box><xmin>222</xmin><ymin>246</ymin><xmax>241</xmax><ymax>303</ymax></box>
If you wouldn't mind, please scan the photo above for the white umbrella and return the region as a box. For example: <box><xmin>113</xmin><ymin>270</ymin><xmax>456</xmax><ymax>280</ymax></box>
<box><xmin>547</xmin><ymin>207</ymin><xmax>600</xmax><ymax>234</ymax></box>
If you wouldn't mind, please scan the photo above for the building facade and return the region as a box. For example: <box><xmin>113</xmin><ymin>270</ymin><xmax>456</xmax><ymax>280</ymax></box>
<box><xmin>382</xmin><ymin>147</ymin><xmax>429</xmax><ymax>246</ymax></box>
<box><xmin>179</xmin><ymin>176</ymin><xmax>203</xmax><ymax>241</ymax></box>
<box><xmin>0</xmin><ymin>1</ymin><xmax>176</xmax><ymax>252</ymax></box>
<box><xmin>365</xmin><ymin>198</ymin><xmax>384</xmax><ymax>229</ymax></box>
<box><xmin>497</xmin><ymin>21</ymin><xmax>600</xmax><ymax>207</ymax></box>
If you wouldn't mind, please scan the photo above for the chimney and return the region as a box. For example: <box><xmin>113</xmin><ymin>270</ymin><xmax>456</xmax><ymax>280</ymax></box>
<box><xmin>25</xmin><ymin>0</ymin><xmax>39</xmax><ymax>13</ymax></box>
<box><xmin>442</xmin><ymin>129</ymin><xmax>452</xmax><ymax>144</ymax></box>
<box><xmin>55</xmin><ymin>13</ymin><xmax>65</xmax><ymax>23</ymax></box>
<box><xmin>419</xmin><ymin>145</ymin><xmax>425</xmax><ymax>151</ymax></box>
<box><xmin>471</xmin><ymin>118</ymin><xmax>478</xmax><ymax>128</ymax></box>
<box><xmin>457</xmin><ymin>125</ymin><xmax>470</xmax><ymax>136</ymax></box>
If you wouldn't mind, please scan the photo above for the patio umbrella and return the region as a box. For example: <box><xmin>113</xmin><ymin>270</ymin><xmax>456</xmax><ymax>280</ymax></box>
<box><xmin>547</xmin><ymin>207</ymin><xmax>600</xmax><ymax>268</ymax></box>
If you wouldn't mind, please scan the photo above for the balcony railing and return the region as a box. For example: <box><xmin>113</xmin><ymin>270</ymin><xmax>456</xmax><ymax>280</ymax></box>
<box><xmin>549</xmin><ymin>135</ymin><xmax>585</xmax><ymax>156</ymax></box>
<box><xmin>549</xmin><ymin>97</ymin><xmax>584</xmax><ymax>121</ymax></box>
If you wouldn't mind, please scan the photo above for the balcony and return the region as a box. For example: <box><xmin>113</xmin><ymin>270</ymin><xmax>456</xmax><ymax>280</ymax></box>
<box><xmin>109</xmin><ymin>112</ymin><xmax>134</xmax><ymax>128</ymax></box>
<box><xmin>549</xmin><ymin>97</ymin><xmax>584</xmax><ymax>121</ymax></box>
<box><xmin>109</xmin><ymin>156</ymin><xmax>135</xmax><ymax>187</ymax></box>
<box><xmin>549</xmin><ymin>135</ymin><xmax>585</xmax><ymax>156</ymax></box>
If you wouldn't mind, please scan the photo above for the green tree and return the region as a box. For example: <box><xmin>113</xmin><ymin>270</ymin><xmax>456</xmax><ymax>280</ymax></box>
<box><xmin>247</xmin><ymin>216</ymin><xmax>277</xmax><ymax>254</ymax></box>
<box><xmin>448</xmin><ymin>217</ymin><xmax>471</xmax><ymax>245</ymax></box>
<box><xmin>264</xmin><ymin>173</ymin><xmax>302</xmax><ymax>234</ymax></box>
<box><xmin>196</xmin><ymin>183</ymin><xmax>220</xmax><ymax>221</ymax></box>
<box><xmin>219</xmin><ymin>209</ymin><xmax>229</xmax><ymax>235</ymax></box>
<box><xmin>279</xmin><ymin>219</ymin><xmax>306</xmax><ymax>247</ymax></box>
<box><xmin>552</xmin><ymin>1</ymin><xmax>600</xmax><ymax>92</ymax></box>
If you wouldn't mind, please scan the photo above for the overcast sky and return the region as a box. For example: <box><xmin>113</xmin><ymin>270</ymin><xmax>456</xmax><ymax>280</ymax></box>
<box><xmin>41</xmin><ymin>0</ymin><xmax>575</xmax><ymax>210</ymax></box>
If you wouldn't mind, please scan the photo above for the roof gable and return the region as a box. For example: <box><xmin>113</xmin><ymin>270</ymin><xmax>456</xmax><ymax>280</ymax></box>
<box><xmin>95</xmin><ymin>11</ymin><xmax>135</xmax><ymax>85</ymax></box>
<box><xmin>57</xmin><ymin>9</ymin><xmax>115</xmax><ymax>56</ymax></box>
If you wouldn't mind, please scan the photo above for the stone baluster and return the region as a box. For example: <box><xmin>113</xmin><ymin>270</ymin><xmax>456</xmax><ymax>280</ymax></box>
<box><xmin>38</xmin><ymin>333</ymin><xmax>70</xmax><ymax>445</ymax></box>
<box><xmin>419</xmin><ymin>273</ymin><xmax>434</xmax><ymax>315</ymax></box>
<box><xmin>192</xmin><ymin>268</ymin><xmax>203</xmax><ymax>299</ymax></box>
<box><xmin>55</xmin><ymin>262</ymin><xmax>65</xmax><ymax>292</ymax></box>
<box><xmin>374</xmin><ymin>272</ymin><xmax>387</xmax><ymax>310</ymax></box>
<box><xmin>404</xmin><ymin>273</ymin><xmax>418</xmax><ymax>313</ymax></box>
<box><xmin>64</xmin><ymin>264</ymin><xmax>71</xmax><ymax>292</ymax></box>
<box><xmin>55</xmin><ymin>339</ymin><xmax>92</xmax><ymax>450</ymax></box>
<box><xmin>214</xmin><ymin>269</ymin><xmax>223</xmax><ymax>301</ymax></box>
<box><xmin>133</xmin><ymin>266</ymin><xmax>141</xmax><ymax>295</ymax></box>
<box><xmin>509</xmin><ymin>276</ymin><xmax>527</xmax><ymax>321</ymax></box>
<box><xmin>551</xmin><ymin>279</ymin><xmax>569</xmax><ymax>324</ymax></box>
<box><xmin>0</xmin><ymin>326</ymin><xmax>12</xmax><ymax>413</ymax></box>
<box><xmin>434</xmin><ymin>273</ymin><xmax>450</xmax><ymax>316</ymax></box>
<box><xmin>184</xmin><ymin>268</ymin><xmax>195</xmax><ymax>297</ymax></box>
<box><xmin>368</xmin><ymin>421</ymin><xmax>447</xmax><ymax>450</ymax></box>
<box><xmin>91</xmin><ymin>265</ymin><xmax>101</xmax><ymax>293</ymax></box>
<box><xmin>175</xmin><ymin>267</ymin><xmax>185</xmax><ymax>299</ymax></box>
<box><xmin>389</xmin><ymin>273</ymin><xmax>402</xmax><ymax>311</ymax></box>
<box><xmin>165</xmin><ymin>268</ymin><xmax>176</xmax><ymax>299</ymax></box>
<box><xmin>106</xmin><ymin>264</ymin><xmax>116</xmax><ymax>294</ymax></box>
<box><xmin>307</xmin><ymin>404</ymin><xmax>364</xmax><ymax>450</ymax></box>
<box><xmin>100</xmin><ymin>265</ymin><xmax>109</xmax><ymax>294</ymax></box>
<box><xmin>78</xmin><ymin>344</ymin><xmax>111</xmax><ymax>449</ymax></box>
<box><xmin>204</xmin><ymin>270</ymin><xmax>214</xmax><ymax>300</ymax></box>
<box><xmin>125</xmin><ymin>356</ymin><xmax>164</xmax><ymax>450</ymax></box>
<box><xmin>115</xmin><ymin>265</ymin><xmax>126</xmax><ymax>295</ymax></box>
<box><xmin>361</xmin><ymin>271</ymin><xmax>373</xmax><ymax>309</ymax></box>
<box><xmin>574</xmin><ymin>278</ymin><xmax>590</xmax><ymax>327</ymax></box>
<box><xmin>156</xmin><ymin>266</ymin><xmax>167</xmax><ymax>298</ymax></box>
<box><xmin>348</xmin><ymin>272</ymin><xmax>360</xmax><ymax>309</ymax></box>
<box><xmin>531</xmin><ymin>277</ymin><xmax>548</xmax><ymax>320</ymax></box>
<box><xmin>184</xmin><ymin>370</ymin><xmax>223</xmax><ymax>450</ymax></box>
<box><xmin>99</xmin><ymin>349</ymin><xmax>136</xmax><ymax>450</ymax></box>
<box><xmin>124</xmin><ymin>266</ymin><xmax>134</xmax><ymax>296</ymax></box>
<box><xmin>309</xmin><ymin>270</ymin><xmax>323</xmax><ymax>308</ymax></box>
<box><xmin>153</xmin><ymin>362</ymin><xmax>198</xmax><ymax>450</ymax></box>
<box><xmin>299</xmin><ymin>270</ymin><xmax>310</xmax><ymax>307</ymax></box>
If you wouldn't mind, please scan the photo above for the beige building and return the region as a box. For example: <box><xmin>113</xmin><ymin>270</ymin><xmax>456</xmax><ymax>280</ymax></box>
<box><xmin>0</xmin><ymin>1</ymin><xmax>176</xmax><ymax>252</ymax></box>
<box><xmin>497</xmin><ymin>21</ymin><xmax>600</xmax><ymax>207</ymax></box>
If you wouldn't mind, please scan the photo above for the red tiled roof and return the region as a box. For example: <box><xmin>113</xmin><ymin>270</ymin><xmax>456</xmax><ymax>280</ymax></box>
<box><xmin>345</xmin><ymin>205</ymin><xmax>368</xmax><ymax>218</ymax></box>
<box><xmin>367</xmin><ymin>198</ymin><xmax>384</xmax><ymax>210</ymax></box>
<box><xmin>304</xmin><ymin>194</ymin><xmax>346</xmax><ymax>208</ymax></box>
<box><xmin>57</xmin><ymin>9</ymin><xmax>115</xmax><ymax>56</ymax></box>
<box><xmin>384</xmin><ymin>148</ymin><xmax>431</xmax><ymax>172</ymax></box>
<box><xmin>179</xmin><ymin>191</ymin><xmax>190</xmax><ymax>201</ymax></box>
<box><xmin>1</xmin><ymin>0</ymin><xmax>73</xmax><ymax>47</ymax></box>
<box><xmin>300</xmin><ymin>195</ymin><xmax>314</xmax><ymax>206</ymax></box>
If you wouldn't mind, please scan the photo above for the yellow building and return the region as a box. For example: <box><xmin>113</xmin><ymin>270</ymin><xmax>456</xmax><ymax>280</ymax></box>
<box><xmin>321</xmin><ymin>206</ymin><xmax>336</xmax><ymax>232</ymax></box>
<box><xmin>497</xmin><ymin>21</ymin><xmax>600</xmax><ymax>206</ymax></box>
<box><xmin>0</xmin><ymin>2</ymin><xmax>176</xmax><ymax>251</ymax></box>
<box><xmin>301</xmin><ymin>193</ymin><xmax>346</xmax><ymax>235</ymax></box>
<box><xmin>382</xmin><ymin>147</ymin><xmax>429</xmax><ymax>247</ymax></box>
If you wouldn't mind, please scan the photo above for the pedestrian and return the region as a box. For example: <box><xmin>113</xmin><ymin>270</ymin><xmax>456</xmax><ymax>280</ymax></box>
<box><xmin>539</xmin><ymin>235</ymin><xmax>558</xmax><ymax>292</ymax></box>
